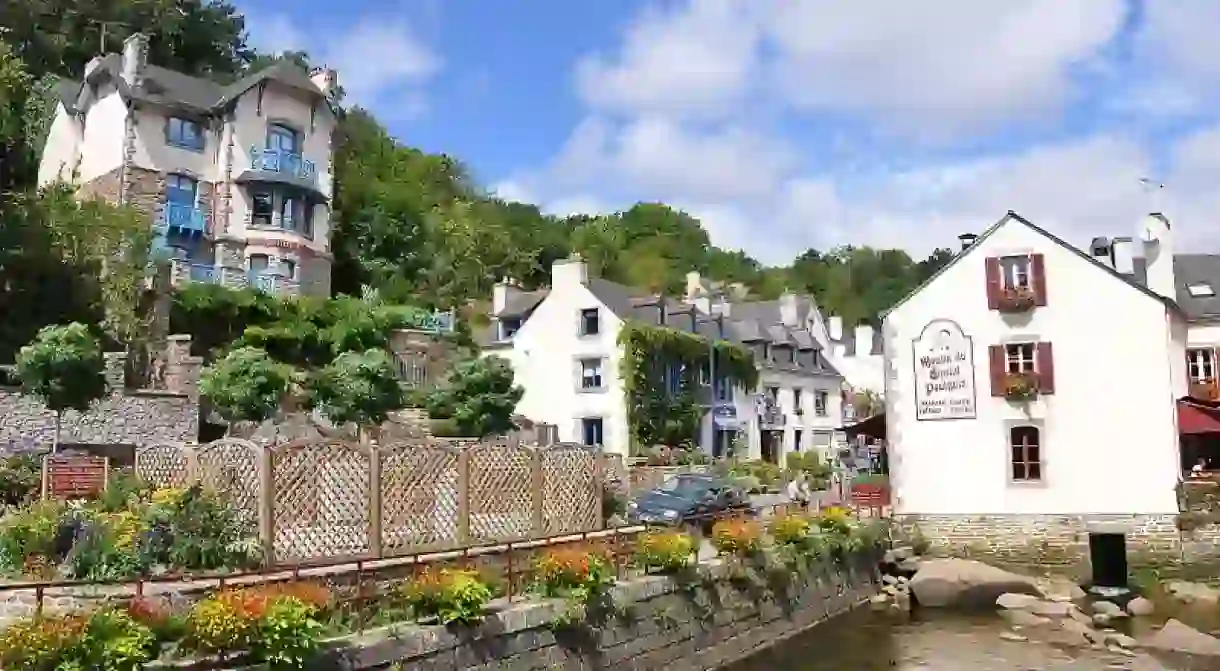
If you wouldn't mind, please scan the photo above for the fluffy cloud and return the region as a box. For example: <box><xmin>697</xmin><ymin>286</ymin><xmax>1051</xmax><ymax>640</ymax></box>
<box><xmin>501</xmin><ymin>1</ymin><xmax>1220</xmax><ymax>264</ymax></box>
<box><xmin>242</xmin><ymin>11</ymin><xmax>440</xmax><ymax>115</ymax></box>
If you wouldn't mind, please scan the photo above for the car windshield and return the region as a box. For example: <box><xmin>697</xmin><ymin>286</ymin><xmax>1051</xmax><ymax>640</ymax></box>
<box><xmin>657</xmin><ymin>476</ymin><xmax>712</xmax><ymax>500</ymax></box>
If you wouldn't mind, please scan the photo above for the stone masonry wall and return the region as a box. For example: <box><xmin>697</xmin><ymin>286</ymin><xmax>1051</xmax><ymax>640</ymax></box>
<box><xmin>893</xmin><ymin>514</ymin><xmax>1220</xmax><ymax>579</ymax></box>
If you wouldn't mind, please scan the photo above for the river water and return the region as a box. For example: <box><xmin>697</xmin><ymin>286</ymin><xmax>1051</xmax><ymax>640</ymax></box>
<box><xmin>724</xmin><ymin>607</ymin><xmax>1190</xmax><ymax>671</ymax></box>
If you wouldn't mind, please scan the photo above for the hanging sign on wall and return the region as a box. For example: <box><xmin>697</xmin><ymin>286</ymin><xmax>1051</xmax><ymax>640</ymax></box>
<box><xmin>912</xmin><ymin>319</ymin><xmax>977</xmax><ymax>421</ymax></box>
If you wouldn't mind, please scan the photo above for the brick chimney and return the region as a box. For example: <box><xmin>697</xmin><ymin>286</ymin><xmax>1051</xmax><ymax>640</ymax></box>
<box><xmin>121</xmin><ymin>33</ymin><xmax>148</xmax><ymax>88</ymax></box>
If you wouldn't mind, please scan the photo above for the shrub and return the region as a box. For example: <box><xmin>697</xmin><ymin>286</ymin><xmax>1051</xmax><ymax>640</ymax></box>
<box><xmin>531</xmin><ymin>545</ymin><xmax>616</xmax><ymax>599</ymax></box>
<box><xmin>634</xmin><ymin>530</ymin><xmax>695</xmax><ymax>572</ymax></box>
<box><xmin>0</xmin><ymin>453</ymin><xmax>41</xmax><ymax>506</ymax></box>
<box><xmin>258</xmin><ymin>595</ymin><xmax>326</xmax><ymax>668</ymax></box>
<box><xmin>710</xmin><ymin>518</ymin><xmax>763</xmax><ymax>556</ymax></box>
<box><xmin>785</xmin><ymin>452</ymin><xmax>831</xmax><ymax>479</ymax></box>
<box><xmin>187</xmin><ymin>590</ymin><xmax>259</xmax><ymax>654</ymax></box>
<box><xmin>399</xmin><ymin>568</ymin><xmax>495</xmax><ymax>625</ymax></box>
<box><xmin>186</xmin><ymin>584</ymin><xmax>328</xmax><ymax>665</ymax></box>
<box><xmin>733</xmin><ymin>475</ymin><xmax>762</xmax><ymax>494</ymax></box>
<box><xmin>770</xmin><ymin>514</ymin><xmax>813</xmax><ymax>547</ymax></box>
<box><xmin>0</xmin><ymin>608</ymin><xmax>156</xmax><ymax>671</ymax></box>
<box><xmin>816</xmin><ymin>506</ymin><xmax>853</xmax><ymax>535</ymax></box>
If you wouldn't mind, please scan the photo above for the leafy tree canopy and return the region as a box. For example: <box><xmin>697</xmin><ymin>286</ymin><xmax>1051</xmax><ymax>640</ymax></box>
<box><xmin>16</xmin><ymin>322</ymin><xmax>107</xmax><ymax>415</ymax></box>
<box><xmin>306</xmin><ymin>349</ymin><xmax>405</xmax><ymax>429</ymax></box>
<box><xmin>198</xmin><ymin>346</ymin><xmax>294</xmax><ymax>423</ymax></box>
<box><xmin>425</xmin><ymin>356</ymin><xmax>523</xmax><ymax>438</ymax></box>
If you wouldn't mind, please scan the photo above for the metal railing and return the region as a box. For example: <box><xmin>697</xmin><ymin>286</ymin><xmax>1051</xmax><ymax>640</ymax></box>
<box><xmin>163</xmin><ymin>203</ymin><xmax>207</xmax><ymax>235</ymax></box>
<box><xmin>249</xmin><ymin>146</ymin><xmax>317</xmax><ymax>182</ymax></box>
<box><xmin>167</xmin><ymin>258</ymin><xmax>303</xmax><ymax>297</ymax></box>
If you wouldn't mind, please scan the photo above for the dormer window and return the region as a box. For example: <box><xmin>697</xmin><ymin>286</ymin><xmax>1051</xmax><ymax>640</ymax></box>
<box><xmin>167</xmin><ymin>117</ymin><xmax>204</xmax><ymax>151</ymax></box>
<box><xmin>500</xmin><ymin>317</ymin><xmax>522</xmax><ymax>340</ymax></box>
<box><xmin>1188</xmin><ymin>283</ymin><xmax>1215</xmax><ymax>298</ymax></box>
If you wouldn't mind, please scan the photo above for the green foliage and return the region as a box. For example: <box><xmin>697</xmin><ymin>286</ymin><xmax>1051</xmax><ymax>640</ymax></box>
<box><xmin>16</xmin><ymin>322</ymin><xmax>107</xmax><ymax>415</ymax></box>
<box><xmin>258</xmin><ymin>597</ymin><xmax>326</xmax><ymax>669</ymax></box>
<box><xmin>785</xmin><ymin>452</ymin><xmax>831</xmax><ymax>480</ymax></box>
<box><xmin>306</xmin><ymin>349</ymin><xmax>405</xmax><ymax>428</ymax></box>
<box><xmin>399</xmin><ymin>568</ymin><xmax>496</xmax><ymax>625</ymax></box>
<box><xmin>424</xmin><ymin>356</ymin><xmax>523</xmax><ymax>437</ymax></box>
<box><xmin>634</xmin><ymin>530</ymin><xmax>695</xmax><ymax>573</ymax></box>
<box><xmin>185</xmin><ymin>585</ymin><xmax>329</xmax><ymax>666</ymax></box>
<box><xmin>199</xmin><ymin>347</ymin><xmax>295</xmax><ymax>423</ymax></box>
<box><xmin>0</xmin><ymin>608</ymin><xmax>157</xmax><ymax>671</ymax></box>
<box><xmin>618</xmin><ymin>322</ymin><xmax>756</xmax><ymax>450</ymax></box>
<box><xmin>0</xmin><ymin>453</ymin><xmax>41</xmax><ymax>506</ymax></box>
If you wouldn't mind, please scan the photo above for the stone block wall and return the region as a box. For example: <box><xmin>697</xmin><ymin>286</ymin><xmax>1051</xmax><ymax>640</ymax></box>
<box><xmin>893</xmin><ymin>513</ymin><xmax>1220</xmax><ymax>578</ymax></box>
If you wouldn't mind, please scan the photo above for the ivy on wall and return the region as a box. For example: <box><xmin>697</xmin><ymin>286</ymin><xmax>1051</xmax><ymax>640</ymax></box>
<box><xmin>618</xmin><ymin>321</ymin><xmax>757</xmax><ymax>453</ymax></box>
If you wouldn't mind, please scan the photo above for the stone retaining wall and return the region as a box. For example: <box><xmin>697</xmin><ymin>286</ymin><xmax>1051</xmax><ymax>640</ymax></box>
<box><xmin>893</xmin><ymin>514</ymin><xmax>1220</xmax><ymax>578</ymax></box>
<box><xmin>311</xmin><ymin>552</ymin><xmax>879</xmax><ymax>671</ymax></box>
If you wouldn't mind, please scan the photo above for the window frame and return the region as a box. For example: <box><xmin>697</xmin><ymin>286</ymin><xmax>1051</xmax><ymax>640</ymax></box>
<box><xmin>792</xmin><ymin>388</ymin><xmax>803</xmax><ymax>414</ymax></box>
<box><xmin>166</xmin><ymin>174</ymin><xmax>198</xmax><ymax>205</ymax></box>
<box><xmin>166</xmin><ymin>117</ymin><xmax>205</xmax><ymax>152</ymax></box>
<box><xmin>580</xmin><ymin>357</ymin><xmax>604</xmax><ymax>390</ymax></box>
<box><xmin>814</xmin><ymin>390</ymin><xmax>828</xmax><ymax>417</ymax></box>
<box><xmin>500</xmin><ymin>317</ymin><xmax>522</xmax><ymax>340</ymax></box>
<box><xmin>1008</xmin><ymin>425</ymin><xmax>1043</xmax><ymax>483</ymax></box>
<box><xmin>998</xmin><ymin>255</ymin><xmax>1032</xmax><ymax>291</ymax></box>
<box><xmin>1004</xmin><ymin>342</ymin><xmax>1037</xmax><ymax>375</ymax></box>
<box><xmin>580</xmin><ymin>417</ymin><xmax>605</xmax><ymax>447</ymax></box>
<box><xmin>248</xmin><ymin>254</ymin><xmax>271</xmax><ymax>275</ymax></box>
<box><xmin>251</xmin><ymin>191</ymin><xmax>274</xmax><ymax>228</ymax></box>
<box><xmin>1188</xmin><ymin>348</ymin><xmax>1216</xmax><ymax>383</ymax></box>
<box><xmin>579</xmin><ymin>308</ymin><xmax>600</xmax><ymax>336</ymax></box>
<box><xmin>266</xmin><ymin>123</ymin><xmax>300</xmax><ymax>154</ymax></box>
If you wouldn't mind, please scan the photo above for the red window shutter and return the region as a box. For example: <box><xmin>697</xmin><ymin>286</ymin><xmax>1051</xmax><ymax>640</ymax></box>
<box><xmin>1036</xmin><ymin>342</ymin><xmax>1055</xmax><ymax>394</ymax></box>
<box><xmin>985</xmin><ymin>257</ymin><xmax>1001</xmax><ymax>310</ymax></box>
<box><xmin>1031</xmin><ymin>253</ymin><xmax>1047</xmax><ymax>306</ymax></box>
<box><xmin>989</xmin><ymin>345</ymin><xmax>1005</xmax><ymax>397</ymax></box>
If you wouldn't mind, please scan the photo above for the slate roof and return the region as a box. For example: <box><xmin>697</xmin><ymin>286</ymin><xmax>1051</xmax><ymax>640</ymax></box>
<box><xmin>63</xmin><ymin>55</ymin><xmax>332</xmax><ymax>116</ymax></box>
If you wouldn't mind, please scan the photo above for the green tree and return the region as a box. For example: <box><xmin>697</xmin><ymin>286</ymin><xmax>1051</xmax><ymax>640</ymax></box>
<box><xmin>305</xmin><ymin>349</ymin><xmax>405</xmax><ymax>437</ymax></box>
<box><xmin>199</xmin><ymin>347</ymin><xmax>294</xmax><ymax>424</ymax></box>
<box><xmin>16</xmin><ymin>322</ymin><xmax>108</xmax><ymax>451</ymax></box>
<box><xmin>424</xmin><ymin>356</ymin><xmax>523</xmax><ymax>438</ymax></box>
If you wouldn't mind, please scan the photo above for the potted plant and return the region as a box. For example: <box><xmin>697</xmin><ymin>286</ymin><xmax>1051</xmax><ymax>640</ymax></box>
<box><xmin>1003</xmin><ymin>372</ymin><xmax>1038</xmax><ymax>400</ymax></box>
<box><xmin>997</xmin><ymin>286</ymin><xmax>1037</xmax><ymax>313</ymax></box>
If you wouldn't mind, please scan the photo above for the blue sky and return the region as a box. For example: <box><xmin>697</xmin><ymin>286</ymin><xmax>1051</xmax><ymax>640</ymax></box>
<box><xmin>235</xmin><ymin>0</ymin><xmax>1220</xmax><ymax>263</ymax></box>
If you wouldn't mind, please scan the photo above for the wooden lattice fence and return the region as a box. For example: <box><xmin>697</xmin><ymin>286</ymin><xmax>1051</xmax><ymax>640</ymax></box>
<box><xmin>135</xmin><ymin>437</ymin><xmax>603</xmax><ymax>564</ymax></box>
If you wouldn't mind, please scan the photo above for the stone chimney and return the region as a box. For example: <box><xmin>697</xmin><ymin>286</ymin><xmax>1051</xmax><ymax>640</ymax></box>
<box><xmin>1111</xmin><ymin>237</ymin><xmax>1135</xmax><ymax>275</ymax></box>
<box><xmin>957</xmin><ymin>233</ymin><xmax>977</xmax><ymax>251</ymax></box>
<box><xmin>854</xmin><ymin>324</ymin><xmax>874</xmax><ymax>357</ymax></box>
<box><xmin>103</xmin><ymin>352</ymin><xmax>126</xmax><ymax>392</ymax></box>
<box><xmin>552</xmin><ymin>253</ymin><xmax>587</xmax><ymax>287</ymax></box>
<box><xmin>84</xmin><ymin>56</ymin><xmax>105</xmax><ymax>80</ymax></box>
<box><xmin>310</xmin><ymin>68</ymin><xmax>339</xmax><ymax>98</ymax></box>
<box><xmin>164</xmin><ymin>334</ymin><xmax>202</xmax><ymax>399</ymax></box>
<box><xmin>778</xmin><ymin>292</ymin><xmax>799</xmax><ymax>327</ymax></box>
<box><xmin>121</xmin><ymin>33</ymin><xmax>148</xmax><ymax>88</ymax></box>
<box><xmin>1140</xmin><ymin>213</ymin><xmax>1175</xmax><ymax>301</ymax></box>
<box><xmin>827</xmin><ymin>316</ymin><xmax>843</xmax><ymax>342</ymax></box>
<box><xmin>684</xmin><ymin>271</ymin><xmax>704</xmax><ymax>299</ymax></box>
<box><xmin>492</xmin><ymin>277</ymin><xmax>520</xmax><ymax>315</ymax></box>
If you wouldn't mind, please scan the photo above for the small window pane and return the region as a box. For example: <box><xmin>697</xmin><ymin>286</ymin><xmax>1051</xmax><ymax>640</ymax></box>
<box><xmin>1027</xmin><ymin>463</ymin><xmax>1042</xmax><ymax>480</ymax></box>
<box><xmin>1012</xmin><ymin>462</ymin><xmax>1025</xmax><ymax>480</ymax></box>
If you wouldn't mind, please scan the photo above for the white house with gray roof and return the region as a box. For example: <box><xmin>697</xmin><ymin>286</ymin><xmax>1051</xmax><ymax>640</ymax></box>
<box><xmin>38</xmin><ymin>33</ymin><xmax>338</xmax><ymax>297</ymax></box>
<box><xmin>885</xmin><ymin>210</ymin><xmax>1190</xmax><ymax>565</ymax></box>
<box><xmin>483</xmin><ymin>257</ymin><xmax>845</xmax><ymax>462</ymax></box>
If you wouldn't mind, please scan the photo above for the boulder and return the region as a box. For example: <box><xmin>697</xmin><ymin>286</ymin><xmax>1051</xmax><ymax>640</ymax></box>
<box><xmin>1125</xmin><ymin>596</ymin><xmax>1155</xmax><ymax>616</ymax></box>
<box><xmin>1092</xmin><ymin>600</ymin><xmax>1123</xmax><ymax>616</ymax></box>
<box><xmin>1000</xmin><ymin>609</ymin><xmax>1052</xmax><ymax>628</ymax></box>
<box><xmin>1164</xmin><ymin>581</ymin><xmax>1220</xmax><ymax>605</ymax></box>
<box><xmin>909</xmin><ymin>558</ymin><xmax>1042</xmax><ymax>609</ymax></box>
<box><xmin>996</xmin><ymin>592</ymin><xmax>1042</xmax><ymax>610</ymax></box>
<box><xmin>1142</xmin><ymin>619</ymin><xmax>1220</xmax><ymax>657</ymax></box>
<box><xmin>1028</xmin><ymin>600</ymin><xmax>1075</xmax><ymax>618</ymax></box>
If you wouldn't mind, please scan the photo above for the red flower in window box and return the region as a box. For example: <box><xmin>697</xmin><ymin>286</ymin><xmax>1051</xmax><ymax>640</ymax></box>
<box><xmin>1003</xmin><ymin>372</ymin><xmax>1038</xmax><ymax>401</ymax></box>
<box><xmin>997</xmin><ymin>286</ymin><xmax>1037</xmax><ymax>313</ymax></box>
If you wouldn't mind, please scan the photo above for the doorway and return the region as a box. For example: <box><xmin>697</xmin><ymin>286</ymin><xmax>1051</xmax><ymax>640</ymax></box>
<box><xmin>760</xmin><ymin>430</ymin><xmax>782</xmax><ymax>464</ymax></box>
<box><xmin>1088</xmin><ymin>533</ymin><xmax>1128</xmax><ymax>589</ymax></box>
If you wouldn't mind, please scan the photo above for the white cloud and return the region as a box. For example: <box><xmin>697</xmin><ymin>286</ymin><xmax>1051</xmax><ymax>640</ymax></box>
<box><xmin>242</xmin><ymin>12</ymin><xmax>441</xmax><ymax>113</ymax></box>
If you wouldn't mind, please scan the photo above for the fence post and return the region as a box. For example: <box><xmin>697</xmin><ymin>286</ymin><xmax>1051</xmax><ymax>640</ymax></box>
<box><xmin>258</xmin><ymin>445</ymin><xmax>275</xmax><ymax>565</ymax></box>
<box><xmin>368</xmin><ymin>444</ymin><xmax>383</xmax><ymax>558</ymax></box>
<box><xmin>185</xmin><ymin>446</ymin><xmax>200</xmax><ymax>484</ymax></box>
<box><xmin>530</xmin><ymin>447</ymin><xmax>545</xmax><ymax>536</ymax></box>
<box><xmin>457</xmin><ymin>449</ymin><xmax>471</xmax><ymax>544</ymax></box>
<box><xmin>592</xmin><ymin>449</ymin><xmax>604</xmax><ymax>529</ymax></box>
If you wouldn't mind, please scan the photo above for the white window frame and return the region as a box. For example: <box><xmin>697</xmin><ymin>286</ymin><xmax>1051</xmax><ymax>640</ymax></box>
<box><xmin>1188</xmin><ymin>348</ymin><xmax>1215</xmax><ymax>383</ymax></box>
<box><xmin>1004</xmin><ymin>342</ymin><xmax>1037</xmax><ymax>374</ymax></box>
<box><xmin>814</xmin><ymin>390</ymin><xmax>828</xmax><ymax>417</ymax></box>
<box><xmin>580</xmin><ymin>358</ymin><xmax>603</xmax><ymax>390</ymax></box>
<box><xmin>999</xmin><ymin>255</ymin><xmax>1031</xmax><ymax>291</ymax></box>
<box><xmin>580</xmin><ymin>417</ymin><xmax>604</xmax><ymax>447</ymax></box>
<box><xmin>1009</xmin><ymin>425</ymin><xmax>1043</xmax><ymax>483</ymax></box>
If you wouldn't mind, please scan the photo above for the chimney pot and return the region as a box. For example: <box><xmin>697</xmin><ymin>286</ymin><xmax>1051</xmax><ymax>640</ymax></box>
<box><xmin>957</xmin><ymin>233</ymin><xmax>977</xmax><ymax>251</ymax></box>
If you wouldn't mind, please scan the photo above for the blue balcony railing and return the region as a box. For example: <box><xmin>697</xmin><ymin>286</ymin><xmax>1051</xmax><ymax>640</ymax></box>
<box><xmin>249</xmin><ymin>146</ymin><xmax>316</xmax><ymax>182</ymax></box>
<box><xmin>164</xmin><ymin>203</ymin><xmax>207</xmax><ymax>235</ymax></box>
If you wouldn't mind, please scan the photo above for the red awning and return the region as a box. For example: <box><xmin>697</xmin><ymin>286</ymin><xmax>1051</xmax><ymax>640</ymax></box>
<box><xmin>1179</xmin><ymin>400</ymin><xmax>1220</xmax><ymax>435</ymax></box>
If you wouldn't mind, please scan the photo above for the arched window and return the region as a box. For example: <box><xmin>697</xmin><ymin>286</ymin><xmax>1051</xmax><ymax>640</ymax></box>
<box><xmin>266</xmin><ymin>123</ymin><xmax>299</xmax><ymax>153</ymax></box>
<box><xmin>1010</xmin><ymin>426</ymin><xmax>1042</xmax><ymax>481</ymax></box>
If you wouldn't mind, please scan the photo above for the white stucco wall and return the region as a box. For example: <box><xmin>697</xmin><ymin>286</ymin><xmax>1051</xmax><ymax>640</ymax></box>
<box><xmin>76</xmin><ymin>86</ymin><xmax>126</xmax><ymax>183</ymax></box>
<box><xmin>37</xmin><ymin>104</ymin><xmax>84</xmax><ymax>186</ymax></box>
<box><xmin>131</xmin><ymin>109</ymin><xmax>219</xmax><ymax>179</ymax></box>
<box><xmin>492</xmin><ymin>270</ymin><xmax>630</xmax><ymax>455</ymax></box>
<box><xmin>885</xmin><ymin>219</ymin><xmax>1181</xmax><ymax>517</ymax></box>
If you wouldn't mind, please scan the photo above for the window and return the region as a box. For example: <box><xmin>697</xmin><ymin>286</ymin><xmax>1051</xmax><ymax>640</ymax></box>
<box><xmin>999</xmin><ymin>255</ymin><xmax>1031</xmax><ymax>290</ymax></box>
<box><xmin>249</xmin><ymin>254</ymin><xmax>270</xmax><ymax>274</ymax></box>
<box><xmin>280</xmin><ymin>196</ymin><xmax>298</xmax><ymax>230</ymax></box>
<box><xmin>580</xmin><ymin>308</ymin><xmax>600</xmax><ymax>336</ymax></box>
<box><xmin>266</xmin><ymin>123</ymin><xmax>299</xmax><ymax>153</ymax></box>
<box><xmin>793</xmin><ymin>388</ymin><xmax>803</xmax><ymax>413</ymax></box>
<box><xmin>166</xmin><ymin>174</ymin><xmax>197</xmax><ymax>205</ymax></box>
<box><xmin>666</xmin><ymin>363</ymin><xmax>682</xmax><ymax>394</ymax></box>
<box><xmin>500</xmin><ymin>317</ymin><xmax>522</xmax><ymax>340</ymax></box>
<box><xmin>763</xmin><ymin>343</ymin><xmax>772</xmax><ymax>361</ymax></box>
<box><xmin>580</xmin><ymin>358</ymin><xmax>603</xmax><ymax>390</ymax></box>
<box><xmin>811</xmin><ymin>350</ymin><xmax>820</xmax><ymax>369</ymax></box>
<box><xmin>251</xmin><ymin>192</ymin><xmax>273</xmax><ymax>227</ymax></box>
<box><xmin>581</xmin><ymin>418</ymin><xmax>604</xmax><ymax>447</ymax></box>
<box><xmin>167</xmin><ymin>117</ymin><xmax>204</xmax><ymax>151</ymax></box>
<box><xmin>1188</xmin><ymin>348</ymin><xmax>1216</xmax><ymax>383</ymax></box>
<box><xmin>811</xmin><ymin>431</ymin><xmax>832</xmax><ymax>448</ymax></box>
<box><xmin>793</xmin><ymin>429</ymin><xmax>803</xmax><ymax>452</ymax></box>
<box><xmin>1010</xmin><ymin>426</ymin><xmax>1042</xmax><ymax>482</ymax></box>
<box><xmin>1188</xmin><ymin>283</ymin><xmax>1215</xmax><ymax>298</ymax></box>
<box><xmin>713</xmin><ymin>375</ymin><xmax>733</xmax><ymax>402</ymax></box>
<box><xmin>814</xmin><ymin>390</ymin><xmax>828</xmax><ymax>417</ymax></box>
<box><xmin>280</xmin><ymin>259</ymin><xmax>296</xmax><ymax>279</ymax></box>
<box><xmin>765</xmin><ymin>386</ymin><xmax>779</xmax><ymax>406</ymax></box>
<box><xmin>1005</xmin><ymin>343</ymin><xmax>1037</xmax><ymax>374</ymax></box>
<box><xmin>788</xmin><ymin>346</ymin><xmax>795</xmax><ymax>363</ymax></box>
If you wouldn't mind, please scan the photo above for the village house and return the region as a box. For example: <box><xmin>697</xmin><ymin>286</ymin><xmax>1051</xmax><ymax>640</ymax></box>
<box><xmin>37</xmin><ymin>33</ymin><xmax>339</xmax><ymax>297</ymax></box>
<box><xmin>883</xmin><ymin>210</ymin><xmax>1191</xmax><ymax>572</ymax></box>
<box><xmin>482</xmin><ymin>256</ymin><xmax>844</xmax><ymax>461</ymax></box>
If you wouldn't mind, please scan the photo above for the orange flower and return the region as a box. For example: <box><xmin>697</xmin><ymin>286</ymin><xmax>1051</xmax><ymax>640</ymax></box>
<box><xmin>710</xmin><ymin>518</ymin><xmax>763</xmax><ymax>556</ymax></box>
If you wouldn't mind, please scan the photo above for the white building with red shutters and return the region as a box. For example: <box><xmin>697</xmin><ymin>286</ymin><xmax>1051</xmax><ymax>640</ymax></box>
<box><xmin>882</xmin><ymin>210</ymin><xmax>1190</xmax><ymax>558</ymax></box>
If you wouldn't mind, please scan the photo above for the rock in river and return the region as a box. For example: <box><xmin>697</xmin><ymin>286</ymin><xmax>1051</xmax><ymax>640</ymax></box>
<box><xmin>1142</xmin><ymin>618</ymin><xmax>1220</xmax><ymax>657</ymax></box>
<box><xmin>1125</xmin><ymin>596</ymin><xmax>1154</xmax><ymax>616</ymax></box>
<box><xmin>909</xmin><ymin>558</ymin><xmax>1042</xmax><ymax>609</ymax></box>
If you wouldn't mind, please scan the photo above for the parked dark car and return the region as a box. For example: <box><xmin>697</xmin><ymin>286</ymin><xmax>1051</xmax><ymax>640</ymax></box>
<box><xmin>627</xmin><ymin>473</ymin><xmax>754</xmax><ymax>533</ymax></box>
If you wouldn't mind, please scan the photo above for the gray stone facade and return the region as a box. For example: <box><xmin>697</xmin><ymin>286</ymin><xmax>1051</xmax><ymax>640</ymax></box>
<box><xmin>893</xmin><ymin>513</ymin><xmax>1220</xmax><ymax>578</ymax></box>
<box><xmin>0</xmin><ymin>335</ymin><xmax>201</xmax><ymax>452</ymax></box>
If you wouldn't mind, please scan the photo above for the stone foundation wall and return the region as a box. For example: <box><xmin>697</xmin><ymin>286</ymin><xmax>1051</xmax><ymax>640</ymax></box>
<box><xmin>893</xmin><ymin>513</ymin><xmax>1220</xmax><ymax>579</ymax></box>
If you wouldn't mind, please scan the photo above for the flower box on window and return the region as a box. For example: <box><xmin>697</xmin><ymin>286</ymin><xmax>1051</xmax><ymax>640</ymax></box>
<box><xmin>1003</xmin><ymin>372</ymin><xmax>1039</xmax><ymax>401</ymax></box>
<box><xmin>997</xmin><ymin>287</ymin><xmax>1037</xmax><ymax>313</ymax></box>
